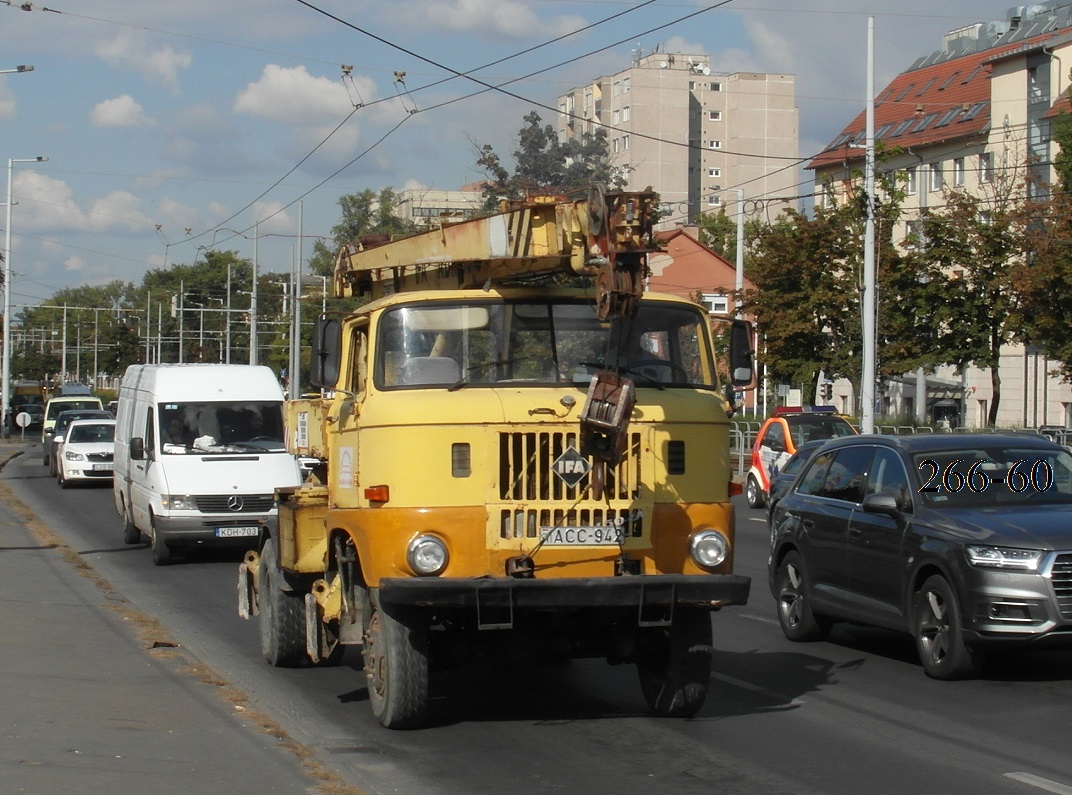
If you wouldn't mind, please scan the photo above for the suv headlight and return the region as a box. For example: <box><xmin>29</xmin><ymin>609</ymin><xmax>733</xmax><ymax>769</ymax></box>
<box><xmin>407</xmin><ymin>534</ymin><xmax>449</xmax><ymax>576</ymax></box>
<box><xmin>689</xmin><ymin>529</ymin><xmax>729</xmax><ymax>570</ymax></box>
<box><xmin>965</xmin><ymin>545</ymin><xmax>1044</xmax><ymax>572</ymax></box>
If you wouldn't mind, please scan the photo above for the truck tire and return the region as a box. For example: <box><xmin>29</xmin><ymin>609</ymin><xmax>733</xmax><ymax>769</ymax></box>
<box><xmin>363</xmin><ymin>594</ymin><xmax>428</xmax><ymax>729</ymax></box>
<box><xmin>258</xmin><ymin>539</ymin><xmax>307</xmax><ymax>668</ymax></box>
<box><xmin>636</xmin><ymin>606</ymin><xmax>713</xmax><ymax>718</ymax></box>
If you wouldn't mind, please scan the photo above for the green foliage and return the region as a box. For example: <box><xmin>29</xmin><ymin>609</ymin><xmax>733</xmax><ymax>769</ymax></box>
<box><xmin>475</xmin><ymin>110</ymin><xmax>623</xmax><ymax>208</ymax></box>
<box><xmin>307</xmin><ymin>187</ymin><xmax>419</xmax><ymax>277</ymax></box>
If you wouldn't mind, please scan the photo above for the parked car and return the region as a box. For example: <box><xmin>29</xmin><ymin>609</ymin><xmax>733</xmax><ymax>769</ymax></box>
<box><xmin>56</xmin><ymin>418</ymin><xmax>116</xmax><ymax>487</ymax></box>
<box><xmin>768</xmin><ymin>433</ymin><xmax>1072</xmax><ymax>680</ymax></box>
<box><xmin>746</xmin><ymin>406</ymin><xmax>857</xmax><ymax>509</ymax></box>
<box><xmin>47</xmin><ymin>409</ymin><xmax>113</xmax><ymax>472</ymax></box>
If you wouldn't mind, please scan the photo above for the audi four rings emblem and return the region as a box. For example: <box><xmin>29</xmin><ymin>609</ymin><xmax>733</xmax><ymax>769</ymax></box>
<box><xmin>227</xmin><ymin>495</ymin><xmax>244</xmax><ymax>511</ymax></box>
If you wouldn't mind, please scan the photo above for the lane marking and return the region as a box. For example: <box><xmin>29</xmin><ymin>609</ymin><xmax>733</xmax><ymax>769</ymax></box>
<box><xmin>1005</xmin><ymin>773</ymin><xmax>1072</xmax><ymax>794</ymax></box>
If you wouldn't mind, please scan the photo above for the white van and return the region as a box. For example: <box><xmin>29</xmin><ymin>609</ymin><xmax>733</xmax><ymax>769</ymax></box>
<box><xmin>113</xmin><ymin>364</ymin><xmax>303</xmax><ymax>565</ymax></box>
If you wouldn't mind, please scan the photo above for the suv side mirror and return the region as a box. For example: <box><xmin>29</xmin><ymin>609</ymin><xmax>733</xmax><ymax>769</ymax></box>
<box><xmin>862</xmin><ymin>491</ymin><xmax>901</xmax><ymax>518</ymax></box>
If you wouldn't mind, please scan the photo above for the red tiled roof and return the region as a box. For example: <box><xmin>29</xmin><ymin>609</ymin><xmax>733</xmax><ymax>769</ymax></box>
<box><xmin>808</xmin><ymin>30</ymin><xmax>1057</xmax><ymax>171</ymax></box>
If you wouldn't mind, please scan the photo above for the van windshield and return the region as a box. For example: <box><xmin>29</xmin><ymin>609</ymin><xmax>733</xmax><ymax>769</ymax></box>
<box><xmin>157</xmin><ymin>401</ymin><xmax>285</xmax><ymax>455</ymax></box>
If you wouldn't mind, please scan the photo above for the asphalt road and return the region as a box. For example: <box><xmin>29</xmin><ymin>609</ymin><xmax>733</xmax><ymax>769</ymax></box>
<box><xmin>7</xmin><ymin>444</ymin><xmax>1072</xmax><ymax>795</ymax></box>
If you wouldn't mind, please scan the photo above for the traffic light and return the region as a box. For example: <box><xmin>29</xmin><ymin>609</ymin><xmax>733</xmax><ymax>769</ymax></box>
<box><xmin>820</xmin><ymin>381</ymin><xmax>832</xmax><ymax>402</ymax></box>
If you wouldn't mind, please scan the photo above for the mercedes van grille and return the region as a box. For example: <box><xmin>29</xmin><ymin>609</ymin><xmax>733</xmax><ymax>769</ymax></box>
<box><xmin>194</xmin><ymin>494</ymin><xmax>275</xmax><ymax>513</ymax></box>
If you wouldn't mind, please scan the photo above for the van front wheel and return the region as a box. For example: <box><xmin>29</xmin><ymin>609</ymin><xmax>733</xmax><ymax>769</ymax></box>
<box><xmin>150</xmin><ymin>527</ymin><xmax>172</xmax><ymax>566</ymax></box>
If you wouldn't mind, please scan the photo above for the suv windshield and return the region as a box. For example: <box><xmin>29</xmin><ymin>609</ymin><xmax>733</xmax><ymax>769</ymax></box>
<box><xmin>374</xmin><ymin>299</ymin><xmax>716</xmax><ymax>390</ymax></box>
<box><xmin>913</xmin><ymin>445</ymin><xmax>1072</xmax><ymax>506</ymax></box>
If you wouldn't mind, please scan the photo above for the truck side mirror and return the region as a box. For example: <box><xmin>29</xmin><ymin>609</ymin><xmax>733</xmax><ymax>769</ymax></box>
<box><xmin>310</xmin><ymin>318</ymin><xmax>342</xmax><ymax>389</ymax></box>
<box><xmin>728</xmin><ymin>319</ymin><xmax>754</xmax><ymax>388</ymax></box>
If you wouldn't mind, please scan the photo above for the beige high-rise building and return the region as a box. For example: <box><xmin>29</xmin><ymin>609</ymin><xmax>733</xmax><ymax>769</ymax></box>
<box><xmin>557</xmin><ymin>52</ymin><xmax>799</xmax><ymax>227</ymax></box>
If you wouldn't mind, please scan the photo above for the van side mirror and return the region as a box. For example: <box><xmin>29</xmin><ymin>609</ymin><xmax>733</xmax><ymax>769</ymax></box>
<box><xmin>129</xmin><ymin>437</ymin><xmax>145</xmax><ymax>461</ymax></box>
<box><xmin>310</xmin><ymin>318</ymin><xmax>342</xmax><ymax>390</ymax></box>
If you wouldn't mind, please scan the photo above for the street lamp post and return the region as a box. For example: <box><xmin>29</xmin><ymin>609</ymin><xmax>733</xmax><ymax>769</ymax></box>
<box><xmin>3</xmin><ymin>155</ymin><xmax>48</xmax><ymax>433</ymax></box>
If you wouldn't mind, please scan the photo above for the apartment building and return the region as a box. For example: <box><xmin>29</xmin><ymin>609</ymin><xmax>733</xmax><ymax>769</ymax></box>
<box><xmin>809</xmin><ymin>2</ymin><xmax>1072</xmax><ymax>428</ymax></box>
<box><xmin>558</xmin><ymin>51</ymin><xmax>799</xmax><ymax>227</ymax></box>
<box><xmin>393</xmin><ymin>185</ymin><xmax>485</xmax><ymax>229</ymax></box>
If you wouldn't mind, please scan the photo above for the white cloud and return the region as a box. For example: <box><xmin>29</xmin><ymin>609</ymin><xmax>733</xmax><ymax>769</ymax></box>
<box><xmin>0</xmin><ymin>81</ymin><xmax>14</xmax><ymax>120</ymax></box>
<box><xmin>91</xmin><ymin>95</ymin><xmax>153</xmax><ymax>128</ymax></box>
<box><xmin>250</xmin><ymin>200</ymin><xmax>294</xmax><ymax>234</ymax></box>
<box><xmin>234</xmin><ymin>65</ymin><xmax>361</xmax><ymax>125</ymax></box>
<box><xmin>63</xmin><ymin>255</ymin><xmax>88</xmax><ymax>273</ymax></box>
<box><xmin>402</xmin><ymin>0</ymin><xmax>583</xmax><ymax>39</ymax></box>
<box><xmin>15</xmin><ymin>172</ymin><xmax>151</xmax><ymax>234</ymax></box>
<box><xmin>95</xmin><ymin>29</ymin><xmax>192</xmax><ymax>92</ymax></box>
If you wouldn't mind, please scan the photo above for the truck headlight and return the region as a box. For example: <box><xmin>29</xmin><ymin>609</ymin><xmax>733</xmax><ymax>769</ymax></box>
<box><xmin>965</xmin><ymin>545</ymin><xmax>1044</xmax><ymax>572</ymax></box>
<box><xmin>689</xmin><ymin>529</ymin><xmax>729</xmax><ymax>570</ymax></box>
<box><xmin>407</xmin><ymin>534</ymin><xmax>449</xmax><ymax>576</ymax></box>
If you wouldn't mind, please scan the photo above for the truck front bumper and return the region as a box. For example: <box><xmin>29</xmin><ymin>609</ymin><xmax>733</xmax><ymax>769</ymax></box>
<box><xmin>377</xmin><ymin>573</ymin><xmax>750</xmax><ymax>627</ymax></box>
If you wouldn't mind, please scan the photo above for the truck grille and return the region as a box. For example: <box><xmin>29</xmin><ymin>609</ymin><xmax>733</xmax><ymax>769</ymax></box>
<box><xmin>193</xmin><ymin>494</ymin><xmax>275</xmax><ymax>514</ymax></box>
<box><xmin>496</xmin><ymin>430</ymin><xmax>644</xmax><ymax>540</ymax></box>
<box><xmin>1052</xmin><ymin>553</ymin><xmax>1072</xmax><ymax>619</ymax></box>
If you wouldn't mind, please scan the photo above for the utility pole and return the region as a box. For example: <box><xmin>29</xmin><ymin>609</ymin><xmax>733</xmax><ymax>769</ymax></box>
<box><xmin>860</xmin><ymin>16</ymin><xmax>877</xmax><ymax>434</ymax></box>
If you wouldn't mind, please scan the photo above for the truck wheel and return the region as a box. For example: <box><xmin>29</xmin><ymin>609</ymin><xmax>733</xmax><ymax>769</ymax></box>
<box><xmin>363</xmin><ymin>594</ymin><xmax>428</xmax><ymax>729</ymax></box>
<box><xmin>122</xmin><ymin>506</ymin><xmax>142</xmax><ymax>545</ymax></box>
<box><xmin>150</xmin><ymin>526</ymin><xmax>172</xmax><ymax>566</ymax></box>
<box><xmin>258</xmin><ymin>538</ymin><xmax>307</xmax><ymax>668</ymax></box>
<box><xmin>636</xmin><ymin>606</ymin><xmax>713</xmax><ymax>718</ymax></box>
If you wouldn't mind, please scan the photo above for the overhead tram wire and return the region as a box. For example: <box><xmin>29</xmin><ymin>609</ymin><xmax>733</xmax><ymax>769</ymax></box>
<box><xmin>185</xmin><ymin>0</ymin><xmax>661</xmax><ymax>250</ymax></box>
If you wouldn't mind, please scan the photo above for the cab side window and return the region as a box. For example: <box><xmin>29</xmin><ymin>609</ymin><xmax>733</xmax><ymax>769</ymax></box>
<box><xmin>349</xmin><ymin>328</ymin><xmax>369</xmax><ymax>394</ymax></box>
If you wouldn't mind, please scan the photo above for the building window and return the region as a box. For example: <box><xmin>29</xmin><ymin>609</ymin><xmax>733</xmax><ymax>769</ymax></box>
<box><xmin>709</xmin><ymin>140</ymin><xmax>722</xmax><ymax>149</ymax></box>
<box><xmin>710</xmin><ymin>82</ymin><xmax>721</xmax><ymax>91</ymax></box>
<box><xmin>708</xmin><ymin>110</ymin><xmax>721</xmax><ymax>121</ymax></box>
<box><xmin>622</xmin><ymin>105</ymin><xmax>630</xmax><ymax>122</ymax></box>
<box><xmin>980</xmin><ymin>210</ymin><xmax>992</xmax><ymax>225</ymax></box>
<box><xmin>612</xmin><ymin>81</ymin><xmax>620</xmax><ymax>97</ymax></box>
<box><xmin>689</xmin><ymin>81</ymin><xmax>697</xmax><ymax>90</ymax></box>
<box><xmin>707</xmin><ymin>167</ymin><xmax>721</xmax><ymax>177</ymax></box>
<box><xmin>906</xmin><ymin>166</ymin><xmax>917</xmax><ymax>195</ymax></box>
<box><xmin>612</xmin><ymin>137</ymin><xmax>619</xmax><ymax>153</ymax></box>
<box><xmin>980</xmin><ymin>152</ymin><xmax>993</xmax><ymax>183</ymax></box>
<box><xmin>906</xmin><ymin>219</ymin><xmax>923</xmax><ymax>247</ymax></box>
<box><xmin>929</xmin><ymin>162</ymin><xmax>943</xmax><ymax>191</ymax></box>
<box><xmin>701</xmin><ymin>293</ymin><xmax>729</xmax><ymax>314</ymax></box>
<box><xmin>707</xmin><ymin>194</ymin><xmax>721</xmax><ymax>206</ymax></box>
<box><xmin>622</xmin><ymin>134</ymin><xmax>629</xmax><ymax>150</ymax></box>
<box><xmin>623</xmin><ymin>77</ymin><xmax>630</xmax><ymax>93</ymax></box>
<box><xmin>613</xmin><ymin>109</ymin><xmax>620</xmax><ymax>124</ymax></box>
<box><xmin>584</xmin><ymin>91</ymin><xmax>592</xmax><ymax>108</ymax></box>
<box><xmin>953</xmin><ymin>157</ymin><xmax>965</xmax><ymax>187</ymax></box>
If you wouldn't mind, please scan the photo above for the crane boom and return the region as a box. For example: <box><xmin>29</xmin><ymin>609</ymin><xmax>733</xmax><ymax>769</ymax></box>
<box><xmin>333</xmin><ymin>189</ymin><xmax>657</xmax><ymax>318</ymax></box>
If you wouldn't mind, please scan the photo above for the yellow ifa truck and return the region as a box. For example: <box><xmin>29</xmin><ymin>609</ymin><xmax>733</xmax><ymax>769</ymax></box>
<box><xmin>238</xmin><ymin>190</ymin><xmax>754</xmax><ymax>728</ymax></box>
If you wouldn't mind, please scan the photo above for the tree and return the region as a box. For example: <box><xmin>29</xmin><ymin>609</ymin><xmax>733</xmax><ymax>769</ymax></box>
<box><xmin>917</xmin><ymin>189</ymin><xmax>1020</xmax><ymax>426</ymax></box>
<box><xmin>475</xmin><ymin>110</ymin><xmax>623</xmax><ymax>209</ymax></box>
<box><xmin>307</xmin><ymin>188</ymin><xmax>419</xmax><ymax>278</ymax></box>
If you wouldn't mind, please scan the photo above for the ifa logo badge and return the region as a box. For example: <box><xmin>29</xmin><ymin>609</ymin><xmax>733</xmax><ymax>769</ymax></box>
<box><xmin>551</xmin><ymin>445</ymin><xmax>591</xmax><ymax>487</ymax></box>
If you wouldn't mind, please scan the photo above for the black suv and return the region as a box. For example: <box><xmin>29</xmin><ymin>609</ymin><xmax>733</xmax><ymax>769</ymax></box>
<box><xmin>768</xmin><ymin>433</ymin><xmax>1072</xmax><ymax>679</ymax></box>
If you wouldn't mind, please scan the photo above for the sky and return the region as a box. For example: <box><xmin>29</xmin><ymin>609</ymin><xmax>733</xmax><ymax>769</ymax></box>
<box><xmin>0</xmin><ymin>0</ymin><xmax>996</xmax><ymax>311</ymax></box>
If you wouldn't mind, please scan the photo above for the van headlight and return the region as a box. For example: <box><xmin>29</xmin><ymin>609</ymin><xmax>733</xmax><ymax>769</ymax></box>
<box><xmin>161</xmin><ymin>494</ymin><xmax>198</xmax><ymax>510</ymax></box>
<box><xmin>407</xmin><ymin>534</ymin><xmax>449</xmax><ymax>576</ymax></box>
<box><xmin>689</xmin><ymin>529</ymin><xmax>729</xmax><ymax>570</ymax></box>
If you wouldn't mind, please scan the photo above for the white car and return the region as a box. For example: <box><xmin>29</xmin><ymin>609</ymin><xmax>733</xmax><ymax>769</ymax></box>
<box><xmin>57</xmin><ymin>418</ymin><xmax>116</xmax><ymax>488</ymax></box>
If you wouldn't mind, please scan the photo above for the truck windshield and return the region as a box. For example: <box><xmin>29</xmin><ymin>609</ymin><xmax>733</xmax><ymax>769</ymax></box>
<box><xmin>157</xmin><ymin>401</ymin><xmax>286</xmax><ymax>454</ymax></box>
<box><xmin>375</xmin><ymin>299</ymin><xmax>717</xmax><ymax>390</ymax></box>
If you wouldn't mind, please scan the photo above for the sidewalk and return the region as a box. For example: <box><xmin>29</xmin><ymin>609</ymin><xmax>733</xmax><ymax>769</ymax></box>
<box><xmin>0</xmin><ymin>440</ymin><xmax>346</xmax><ymax>795</ymax></box>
